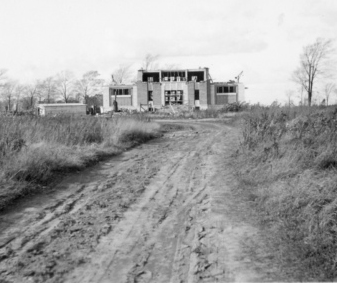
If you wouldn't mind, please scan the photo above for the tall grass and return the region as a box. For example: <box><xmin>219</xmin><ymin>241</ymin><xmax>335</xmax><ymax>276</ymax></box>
<box><xmin>234</xmin><ymin>105</ymin><xmax>337</xmax><ymax>280</ymax></box>
<box><xmin>0</xmin><ymin>115</ymin><xmax>159</xmax><ymax>209</ymax></box>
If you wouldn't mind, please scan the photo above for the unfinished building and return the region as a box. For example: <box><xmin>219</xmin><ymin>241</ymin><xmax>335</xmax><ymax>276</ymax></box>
<box><xmin>102</xmin><ymin>67</ymin><xmax>245</xmax><ymax>111</ymax></box>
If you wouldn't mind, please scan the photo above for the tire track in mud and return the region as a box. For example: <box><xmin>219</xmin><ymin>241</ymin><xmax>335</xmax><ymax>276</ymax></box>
<box><xmin>0</xmin><ymin>138</ymin><xmax>171</xmax><ymax>282</ymax></box>
<box><xmin>66</xmin><ymin>128</ymin><xmax>217</xmax><ymax>283</ymax></box>
<box><xmin>0</xmin><ymin>124</ymin><xmax>210</xmax><ymax>282</ymax></box>
<box><xmin>0</xmin><ymin>121</ymin><xmax>277</xmax><ymax>283</ymax></box>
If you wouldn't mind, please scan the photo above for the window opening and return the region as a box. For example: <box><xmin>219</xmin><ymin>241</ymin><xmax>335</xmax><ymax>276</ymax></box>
<box><xmin>143</xmin><ymin>72</ymin><xmax>159</xmax><ymax>82</ymax></box>
<box><xmin>164</xmin><ymin>90</ymin><xmax>183</xmax><ymax>105</ymax></box>
<box><xmin>195</xmin><ymin>90</ymin><xmax>200</xmax><ymax>100</ymax></box>
<box><xmin>187</xmin><ymin>71</ymin><xmax>204</xmax><ymax>82</ymax></box>
<box><xmin>148</xmin><ymin>91</ymin><xmax>153</xmax><ymax>102</ymax></box>
<box><xmin>110</xmin><ymin>88</ymin><xmax>130</xmax><ymax>96</ymax></box>
<box><xmin>161</xmin><ymin>71</ymin><xmax>186</xmax><ymax>82</ymax></box>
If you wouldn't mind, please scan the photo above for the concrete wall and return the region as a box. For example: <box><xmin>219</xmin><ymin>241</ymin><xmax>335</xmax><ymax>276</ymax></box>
<box><xmin>136</xmin><ymin>82</ymin><xmax>148</xmax><ymax>108</ymax></box>
<box><xmin>102</xmin><ymin>87</ymin><xmax>110</xmax><ymax>111</ymax></box>
<box><xmin>187</xmin><ymin>82</ymin><xmax>195</xmax><ymax>106</ymax></box>
<box><xmin>182</xmin><ymin>83</ymin><xmax>188</xmax><ymax>105</ymax></box>
<box><xmin>206</xmin><ymin>82</ymin><xmax>210</xmax><ymax>105</ymax></box>
<box><xmin>212</xmin><ymin>83</ymin><xmax>245</xmax><ymax>105</ymax></box>
<box><xmin>41</xmin><ymin>105</ymin><xmax>86</xmax><ymax>116</ymax></box>
<box><xmin>115</xmin><ymin>96</ymin><xmax>132</xmax><ymax>106</ymax></box>
<box><xmin>216</xmin><ymin>94</ymin><xmax>237</xmax><ymax>104</ymax></box>
<box><xmin>152</xmin><ymin>83</ymin><xmax>161</xmax><ymax>107</ymax></box>
<box><xmin>132</xmin><ymin>85</ymin><xmax>138</xmax><ymax>108</ymax></box>
<box><xmin>228</xmin><ymin>95</ymin><xmax>237</xmax><ymax>103</ymax></box>
<box><xmin>197</xmin><ymin>82</ymin><xmax>208</xmax><ymax>108</ymax></box>
<box><xmin>210</xmin><ymin>84</ymin><xmax>215</xmax><ymax>106</ymax></box>
<box><xmin>162</xmin><ymin>82</ymin><xmax>185</xmax><ymax>91</ymax></box>
<box><xmin>137</xmin><ymin>70</ymin><xmax>144</xmax><ymax>82</ymax></box>
<box><xmin>237</xmin><ymin>83</ymin><xmax>245</xmax><ymax>102</ymax></box>
<box><xmin>216</xmin><ymin>94</ymin><xmax>228</xmax><ymax>104</ymax></box>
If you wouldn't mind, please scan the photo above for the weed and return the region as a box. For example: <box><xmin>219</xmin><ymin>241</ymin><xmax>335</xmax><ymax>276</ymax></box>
<box><xmin>234</xmin><ymin>104</ymin><xmax>337</xmax><ymax>280</ymax></box>
<box><xmin>0</xmin><ymin>115</ymin><xmax>159</xmax><ymax>209</ymax></box>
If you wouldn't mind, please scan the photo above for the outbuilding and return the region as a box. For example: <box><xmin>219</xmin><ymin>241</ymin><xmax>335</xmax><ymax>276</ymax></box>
<box><xmin>37</xmin><ymin>103</ymin><xmax>87</xmax><ymax>116</ymax></box>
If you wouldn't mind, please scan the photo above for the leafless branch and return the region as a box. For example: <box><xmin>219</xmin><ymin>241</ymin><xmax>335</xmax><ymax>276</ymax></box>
<box><xmin>292</xmin><ymin>38</ymin><xmax>335</xmax><ymax>106</ymax></box>
<box><xmin>112</xmin><ymin>65</ymin><xmax>132</xmax><ymax>85</ymax></box>
<box><xmin>142</xmin><ymin>54</ymin><xmax>160</xmax><ymax>71</ymax></box>
<box><xmin>55</xmin><ymin>70</ymin><xmax>75</xmax><ymax>103</ymax></box>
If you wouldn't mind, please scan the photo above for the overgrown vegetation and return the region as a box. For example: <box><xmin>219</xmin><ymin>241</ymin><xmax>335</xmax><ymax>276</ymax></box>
<box><xmin>234</xmin><ymin>104</ymin><xmax>337</xmax><ymax>280</ymax></box>
<box><xmin>0</xmin><ymin>115</ymin><xmax>159</xmax><ymax>210</ymax></box>
<box><xmin>144</xmin><ymin>102</ymin><xmax>249</xmax><ymax>119</ymax></box>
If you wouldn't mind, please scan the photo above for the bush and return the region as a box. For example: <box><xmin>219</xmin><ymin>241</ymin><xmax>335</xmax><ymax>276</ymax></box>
<box><xmin>223</xmin><ymin>101</ymin><xmax>249</xmax><ymax>112</ymax></box>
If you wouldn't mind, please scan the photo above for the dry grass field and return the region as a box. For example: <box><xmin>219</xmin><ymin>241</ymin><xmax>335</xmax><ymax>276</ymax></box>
<box><xmin>1</xmin><ymin>106</ymin><xmax>337</xmax><ymax>282</ymax></box>
<box><xmin>0</xmin><ymin>115</ymin><xmax>160</xmax><ymax>210</ymax></box>
<box><xmin>234</xmin><ymin>105</ymin><xmax>337</xmax><ymax>280</ymax></box>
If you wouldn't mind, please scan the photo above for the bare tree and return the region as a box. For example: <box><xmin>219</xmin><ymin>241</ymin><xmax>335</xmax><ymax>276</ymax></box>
<box><xmin>13</xmin><ymin>84</ymin><xmax>25</xmax><ymax>112</ymax></box>
<box><xmin>1</xmin><ymin>80</ymin><xmax>17</xmax><ymax>112</ymax></box>
<box><xmin>323</xmin><ymin>83</ymin><xmax>336</xmax><ymax>106</ymax></box>
<box><xmin>111</xmin><ymin>65</ymin><xmax>132</xmax><ymax>85</ymax></box>
<box><xmin>23</xmin><ymin>81</ymin><xmax>41</xmax><ymax>110</ymax></box>
<box><xmin>292</xmin><ymin>38</ymin><xmax>334</xmax><ymax>106</ymax></box>
<box><xmin>75</xmin><ymin>71</ymin><xmax>104</xmax><ymax>103</ymax></box>
<box><xmin>55</xmin><ymin>70</ymin><xmax>75</xmax><ymax>103</ymax></box>
<box><xmin>334</xmin><ymin>88</ymin><xmax>337</xmax><ymax>105</ymax></box>
<box><xmin>285</xmin><ymin>90</ymin><xmax>295</xmax><ymax>106</ymax></box>
<box><xmin>142</xmin><ymin>54</ymin><xmax>160</xmax><ymax>70</ymax></box>
<box><xmin>297</xmin><ymin>85</ymin><xmax>305</xmax><ymax>105</ymax></box>
<box><xmin>40</xmin><ymin>76</ymin><xmax>57</xmax><ymax>103</ymax></box>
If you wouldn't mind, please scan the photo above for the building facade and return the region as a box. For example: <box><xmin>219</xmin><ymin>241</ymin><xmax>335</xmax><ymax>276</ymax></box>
<box><xmin>102</xmin><ymin>67</ymin><xmax>245</xmax><ymax>111</ymax></box>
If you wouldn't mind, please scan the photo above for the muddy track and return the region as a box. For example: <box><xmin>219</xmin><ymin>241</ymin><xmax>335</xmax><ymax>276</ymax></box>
<box><xmin>0</xmin><ymin>120</ymin><xmax>279</xmax><ymax>283</ymax></box>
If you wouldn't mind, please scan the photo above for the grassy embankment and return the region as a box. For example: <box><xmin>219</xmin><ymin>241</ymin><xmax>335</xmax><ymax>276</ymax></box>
<box><xmin>233</xmin><ymin>105</ymin><xmax>337</xmax><ymax>280</ymax></box>
<box><xmin>0</xmin><ymin>115</ymin><xmax>159</xmax><ymax>210</ymax></box>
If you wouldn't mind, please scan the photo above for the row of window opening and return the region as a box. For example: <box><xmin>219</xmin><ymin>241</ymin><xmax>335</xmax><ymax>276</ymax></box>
<box><xmin>164</xmin><ymin>90</ymin><xmax>183</xmax><ymax>105</ymax></box>
<box><xmin>110</xmin><ymin>89</ymin><xmax>130</xmax><ymax>95</ymax></box>
<box><xmin>217</xmin><ymin>86</ymin><xmax>236</xmax><ymax>93</ymax></box>
<box><xmin>147</xmin><ymin>77</ymin><xmax>201</xmax><ymax>82</ymax></box>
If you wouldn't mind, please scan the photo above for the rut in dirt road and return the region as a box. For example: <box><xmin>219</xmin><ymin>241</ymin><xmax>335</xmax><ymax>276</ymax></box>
<box><xmin>0</xmin><ymin>121</ymin><xmax>278</xmax><ymax>283</ymax></box>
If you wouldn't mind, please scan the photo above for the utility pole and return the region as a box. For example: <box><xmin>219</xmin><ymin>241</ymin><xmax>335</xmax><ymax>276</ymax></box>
<box><xmin>111</xmin><ymin>75</ymin><xmax>118</xmax><ymax>112</ymax></box>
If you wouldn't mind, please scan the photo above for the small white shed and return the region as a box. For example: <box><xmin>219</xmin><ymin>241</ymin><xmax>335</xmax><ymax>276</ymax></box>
<box><xmin>38</xmin><ymin>103</ymin><xmax>87</xmax><ymax>116</ymax></box>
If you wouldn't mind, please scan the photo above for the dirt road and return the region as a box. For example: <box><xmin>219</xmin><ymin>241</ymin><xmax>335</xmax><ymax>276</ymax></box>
<box><xmin>0</xmin><ymin>120</ymin><xmax>278</xmax><ymax>283</ymax></box>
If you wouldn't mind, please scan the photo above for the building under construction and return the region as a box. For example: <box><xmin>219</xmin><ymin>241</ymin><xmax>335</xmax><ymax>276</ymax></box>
<box><xmin>102</xmin><ymin>67</ymin><xmax>245</xmax><ymax>111</ymax></box>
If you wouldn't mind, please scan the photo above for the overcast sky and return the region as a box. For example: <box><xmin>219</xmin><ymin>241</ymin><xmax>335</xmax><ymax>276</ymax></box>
<box><xmin>0</xmin><ymin>0</ymin><xmax>336</xmax><ymax>104</ymax></box>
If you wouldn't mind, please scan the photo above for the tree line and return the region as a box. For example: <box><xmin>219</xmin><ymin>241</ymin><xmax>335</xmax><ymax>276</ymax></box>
<box><xmin>0</xmin><ymin>53</ymin><xmax>162</xmax><ymax>112</ymax></box>
<box><xmin>0</xmin><ymin>69</ymin><xmax>106</xmax><ymax>112</ymax></box>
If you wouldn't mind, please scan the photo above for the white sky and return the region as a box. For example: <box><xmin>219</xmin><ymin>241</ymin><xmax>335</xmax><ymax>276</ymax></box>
<box><xmin>0</xmin><ymin>0</ymin><xmax>337</xmax><ymax>104</ymax></box>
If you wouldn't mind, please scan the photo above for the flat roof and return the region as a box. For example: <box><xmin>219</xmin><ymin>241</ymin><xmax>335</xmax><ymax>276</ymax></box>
<box><xmin>38</xmin><ymin>103</ymin><xmax>87</xmax><ymax>107</ymax></box>
<box><xmin>139</xmin><ymin>68</ymin><xmax>208</xmax><ymax>73</ymax></box>
<box><xmin>212</xmin><ymin>82</ymin><xmax>243</xmax><ymax>85</ymax></box>
<box><xmin>109</xmin><ymin>85</ymin><xmax>133</xmax><ymax>88</ymax></box>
